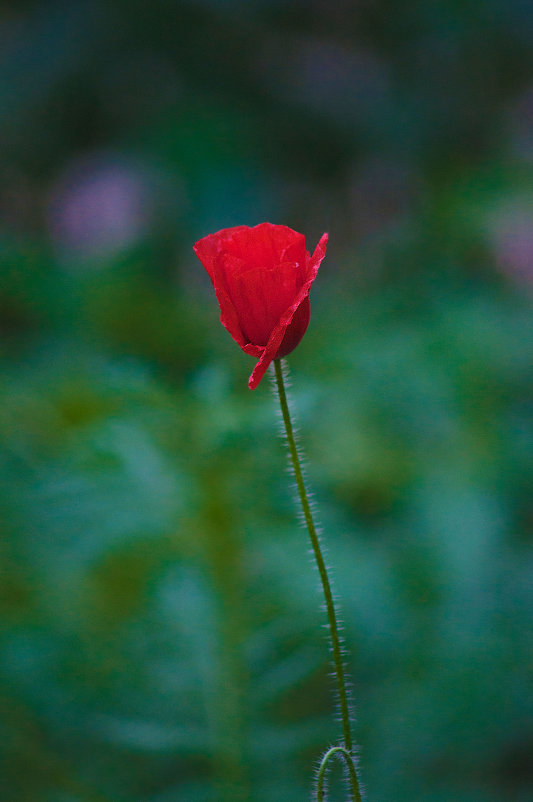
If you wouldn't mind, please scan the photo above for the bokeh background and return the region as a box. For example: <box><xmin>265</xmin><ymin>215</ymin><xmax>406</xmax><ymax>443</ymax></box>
<box><xmin>1</xmin><ymin>1</ymin><xmax>532</xmax><ymax>800</ymax></box>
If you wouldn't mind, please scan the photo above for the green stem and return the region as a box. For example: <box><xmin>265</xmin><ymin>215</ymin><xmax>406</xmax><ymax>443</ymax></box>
<box><xmin>273</xmin><ymin>359</ymin><xmax>362</xmax><ymax>802</ymax></box>
<box><xmin>316</xmin><ymin>747</ymin><xmax>359</xmax><ymax>802</ymax></box>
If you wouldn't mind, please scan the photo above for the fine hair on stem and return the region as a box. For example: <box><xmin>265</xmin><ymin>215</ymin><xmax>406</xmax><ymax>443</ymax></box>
<box><xmin>271</xmin><ymin>358</ymin><xmax>363</xmax><ymax>801</ymax></box>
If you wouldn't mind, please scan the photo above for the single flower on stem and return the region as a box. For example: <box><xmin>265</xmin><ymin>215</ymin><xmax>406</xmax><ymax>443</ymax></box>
<box><xmin>194</xmin><ymin>223</ymin><xmax>363</xmax><ymax>801</ymax></box>
<box><xmin>193</xmin><ymin>222</ymin><xmax>328</xmax><ymax>389</ymax></box>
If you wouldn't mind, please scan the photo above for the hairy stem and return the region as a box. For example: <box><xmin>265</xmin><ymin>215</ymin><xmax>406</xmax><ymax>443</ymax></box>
<box><xmin>316</xmin><ymin>747</ymin><xmax>359</xmax><ymax>802</ymax></box>
<box><xmin>272</xmin><ymin>359</ymin><xmax>362</xmax><ymax>802</ymax></box>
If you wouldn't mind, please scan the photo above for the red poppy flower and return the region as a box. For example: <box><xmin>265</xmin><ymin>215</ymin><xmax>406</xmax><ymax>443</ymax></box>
<box><xmin>194</xmin><ymin>223</ymin><xmax>328</xmax><ymax>389</ymax></box>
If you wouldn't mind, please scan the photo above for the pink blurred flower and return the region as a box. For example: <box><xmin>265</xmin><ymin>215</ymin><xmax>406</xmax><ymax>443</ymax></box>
<box><xmin>488</xmin><ymin>199</ymin><xmax>533</xmax><ymax>285</ymax></box>
<box><xmin>47</xmin><ymin>154</ymin><xmax>153</xmax><ymax>265</ymax></box>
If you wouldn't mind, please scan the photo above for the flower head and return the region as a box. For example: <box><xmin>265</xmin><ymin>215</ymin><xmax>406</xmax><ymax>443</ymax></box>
<box><xmin>194</xmin><ymin>223</ymin><xmax>328</xmax><ymax>389</ymax></box>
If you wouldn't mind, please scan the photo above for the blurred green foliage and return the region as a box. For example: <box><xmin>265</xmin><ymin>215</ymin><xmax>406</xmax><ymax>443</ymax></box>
<box><xmin>1</xmin><ymin>1</ymin><xmax>532</xmax><ymax>801</ymax></box>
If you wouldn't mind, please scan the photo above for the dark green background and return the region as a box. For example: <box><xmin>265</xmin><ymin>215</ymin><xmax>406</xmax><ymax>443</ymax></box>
<box><xmin>1</xmin><ymin>1</ymin><xmax>532</xmax><ymax>800</ymax></box>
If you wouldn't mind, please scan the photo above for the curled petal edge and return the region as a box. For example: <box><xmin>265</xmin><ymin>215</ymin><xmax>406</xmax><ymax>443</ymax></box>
<box><xmin>247</xmin><ymin>232</ymin><xmax>328</xmax><ymax>389</ymax></box>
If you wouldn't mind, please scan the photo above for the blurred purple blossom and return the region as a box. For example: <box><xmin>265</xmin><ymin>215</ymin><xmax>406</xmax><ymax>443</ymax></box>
<box><xmin>488</xmin><ymin>199</ymin><xmax>533</xmax><ymax>285</ymax></box>
<box><xmin>47</xmin><ymin>154</ymin><xmax>154</xmax><ymax>265</ymax></box>
<box><xmin>256</xmin><ymin>35</ymin><xmax>389</xmax><ymax>127</ymax></box>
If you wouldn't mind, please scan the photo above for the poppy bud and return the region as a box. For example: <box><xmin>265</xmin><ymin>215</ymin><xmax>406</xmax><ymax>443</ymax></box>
<box><xmin>194</xmin><ymin>223</ymin><xmax>328</xmax><ymax>389</ymax></box>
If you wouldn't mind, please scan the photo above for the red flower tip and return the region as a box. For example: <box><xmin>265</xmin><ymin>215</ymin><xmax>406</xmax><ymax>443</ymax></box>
<box><xmin>194</xmin><ymin>223</ymin><xmax>328</xmax><ymax>389</ymax></box>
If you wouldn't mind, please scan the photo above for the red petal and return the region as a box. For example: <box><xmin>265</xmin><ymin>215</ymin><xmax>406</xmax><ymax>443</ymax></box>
<box><xmin>223</xmin><ymin>223</ymin><xmax>307</xmax><ymax>270</ymax></box>
<box><xmin>193</xmin><ymin>234</ymin><xmax>248</xmax><ymax>350</ymax></box>
<box><xmin>223</xmin><ymin>258</ymin><xmax>307</xmax><ymax>345</ymax></box>
<box><xmin>247</xmin><ymin>232</ymin><xmax>328</xmax><ymax>389</ymax></box>
<box><xmin>275</xmin><ymin>297</ymin><xmax>310</xmax><ymax>358</ymax></box>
